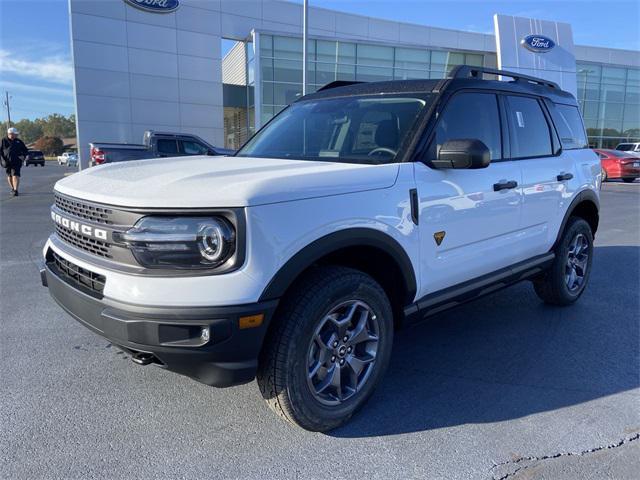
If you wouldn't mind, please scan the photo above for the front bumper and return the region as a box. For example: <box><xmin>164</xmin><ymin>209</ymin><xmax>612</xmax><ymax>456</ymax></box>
<box><xmin>41</xmin><ymin>262</ymin><xmax>278</xmax><ymax>387</ymax></box>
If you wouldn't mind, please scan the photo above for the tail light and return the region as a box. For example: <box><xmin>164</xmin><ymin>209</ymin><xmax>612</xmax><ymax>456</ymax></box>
<box><xmin>91</xmin><ymin>147</ymin><xmax>105</xmax><ymax>165</ymax></box>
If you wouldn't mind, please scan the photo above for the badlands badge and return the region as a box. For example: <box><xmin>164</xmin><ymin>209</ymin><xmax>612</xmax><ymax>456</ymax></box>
<box><xmin>433</xmin><ymin>231</ymin><xmax>446</xmax><ymax>246</ymax></box>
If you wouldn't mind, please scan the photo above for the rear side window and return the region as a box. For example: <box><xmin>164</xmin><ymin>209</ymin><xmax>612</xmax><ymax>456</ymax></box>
<box><xmin>157</xmin><ymin>139</ymin><xmax>178</xmax><ymax>155</ymax></box>
<box><xmin>181</xmin><ymin>140</ymin><xmax>208</xmax><ymax>155</ymax></box>
<box><xmin>430</xmin><ymin>92</ymin><xmax>502</xmax><ymax>160</ymax></box>
<box><xmin>506</xmin><ymin>96</ymin><xmax>553</xmax><ymax>158</ymax></box>
<box><xmin>553</xmin><ymin>104</ymin><xmax>587</xmax><ymax>149</ymax></box>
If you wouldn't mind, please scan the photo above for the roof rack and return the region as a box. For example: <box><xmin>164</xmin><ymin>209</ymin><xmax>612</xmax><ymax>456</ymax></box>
<box><xmin>316</xmin><ymin>80</ymin><xmax>365</xmax><ymax>92</ymax></box>
<box><xmin>449</xmin><ymin>65</ymin><xmax>560</xmax><ymax>89</ymax></box>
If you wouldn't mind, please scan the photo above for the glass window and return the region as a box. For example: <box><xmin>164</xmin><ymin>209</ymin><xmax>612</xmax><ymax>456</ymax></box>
<box><xmin>273</xmin><ymin>36</ymin><xmax>302</xmax><ymax>60</ymax></box>
<box><xmin>506</xmin><ymin>96</ymin><xmax>553</xmax><ymax>158</ymax></box>
<box><xmin>356</xmin><ymin>44</ymin><xmax>393</xmax><ymax>67</ymax></box>
<box><xmin>273</xmin><ymin>59</ymin><xmax>303</xmax><ymax>83</ymax></box>
<box><xmin>464</xmin><ymin>54</ymin><xmax>483</xmax><ymax>67</ymax></box>
<box><xmin>237</xmin><ymin>95</ymin><xmax>431</xmax><ymax>164</ymax></box>
<box><xmin>316</xmin><ymin>40</ymin><xmax>337</xmax><ymax>63</ymax></box>
<box><xmin>273</xmin><ymin>83</ymin><xmax>302</xmax><ymax>104</ymax></box>
<box><xmin>315</xmin><ymin>62</ymin><xmax>337</xmax><ymax>85</ymax></box>
<box><xmin>336</xmin><ymin>64</ymin><xmax>356</xmax><ymax>81</ymax></box>
<box><xmin>429</xmin><ymin>92</ymin><xmax>502</xmax><ymax>160</ymax></box>
<box><xmin>627</xmin><ymin>69</ymin><xmax>640</xmax><ymax>86</ymax></box>
<box><xmin>260</xmin><ymin>35</ymin><xmax>273</xmax><ymax>57</ymax></box>
<box><xmin>580</xmin><ymin>101</ymin><xmax>600</xmax><ymax>119</ymax></box>
<box><xmin>181</xmin><ymin>140</ymin><xmax>209</xmax><ymax>155</ymax></box>
<box><xmin>576</xmin><ymin>64</ymin><xmax>601</xmax><ymax>83</ymax></box>
<box><xmin>337</xmin><ymin>42</ymin><xmax>356</xmax><ymax>64</ymax></box>
<box><xmin>602</xmin><ymin>66</ymin><xmax>626</xmax><ymax>85</ymax></box>
<box><xmin>395</xmin><ymin>48</ymin><xmax>429</xmax><ymax>70</ymax></box>
<box><xmin>601</xmin><ymin>83</ymin><xmax>625</xmax><ymax>103</ymax></box>
<box><xmin>356</xmin><ymin>66</ymin><xmax>393</xmax><ymax>82</ymax></box>
<box><xmin>156</xmin><ymin>139</ymin><xmax>178</xmax><ymax>155</ymax></box>
<box><xmin>553</xmin><ymin>104</ymin><xmax>587</xmax><ymax>149</ymax></box>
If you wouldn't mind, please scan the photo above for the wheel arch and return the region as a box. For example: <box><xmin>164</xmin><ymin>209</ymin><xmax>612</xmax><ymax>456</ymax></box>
<box><xmin>554</xmin><ymin>189</ymin><xmax>600</xmax><ymax>248</ymax></box>
<box><xmin>258</xmin><ymin>228</ymin><xmax>417</xmax><ymax>324</ymax></box>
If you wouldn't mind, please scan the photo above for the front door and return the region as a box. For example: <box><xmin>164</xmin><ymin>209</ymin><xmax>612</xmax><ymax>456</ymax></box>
<box><xmin>414</xmin><ymin>91</ymin><xmax>524</xmax><ymax>296</ymax></box>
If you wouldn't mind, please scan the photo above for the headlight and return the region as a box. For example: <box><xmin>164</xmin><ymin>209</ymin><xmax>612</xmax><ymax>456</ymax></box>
<box><xmin>114</xmin><ymin>217</ymin><xmax>236</xmax><ymax>269</ymax></box>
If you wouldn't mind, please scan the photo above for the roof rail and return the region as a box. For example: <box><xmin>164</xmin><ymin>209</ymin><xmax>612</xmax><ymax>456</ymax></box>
<box><xmin>449</xmin><ymin>65</ymin><xmax>560</xmax><ymax>89</ymax></box>
<box><xmin>316</xmin><ymin>80</ymin><xmax>365</xmax><ymax>92</ymax></box>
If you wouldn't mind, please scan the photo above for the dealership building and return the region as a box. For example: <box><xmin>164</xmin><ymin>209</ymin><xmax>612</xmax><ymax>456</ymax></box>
<box><xmin>68</xmin><ymin>0</ymin><xmax>640</xmax><ymax>167</ymax></box>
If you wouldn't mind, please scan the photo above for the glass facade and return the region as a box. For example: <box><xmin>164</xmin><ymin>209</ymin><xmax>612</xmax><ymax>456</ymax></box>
<box><xmin>222</xmin><ymin>34</ymin><xmax>640</xmax><ymax>149</ymax></box>
<box><xmin>258</xmin><ymin>33</ymin><xmax>484</xmax><ymax>126</ymax></box>
<box><xmin>577</xmin><ymin>62</ymin><xmax>640</xmax><ymax>148</ymax></box>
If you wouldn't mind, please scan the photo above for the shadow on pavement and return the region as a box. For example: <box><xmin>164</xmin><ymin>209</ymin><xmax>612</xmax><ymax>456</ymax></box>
<box><xmin>331</xmin><ymin>245</ymin><xmax>640</xmax><ymax>437</ymax></box>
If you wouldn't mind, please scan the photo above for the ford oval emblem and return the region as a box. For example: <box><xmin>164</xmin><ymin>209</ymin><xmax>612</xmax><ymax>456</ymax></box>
<box><xmin>124</xmin><ymin>0</ymin><xmax>180</xmax><ymax>13</ymax></box>
<box><xmin>521</xmin><ymin>35</ymin><xmax>555</xmax><ymax>53</ymax></box>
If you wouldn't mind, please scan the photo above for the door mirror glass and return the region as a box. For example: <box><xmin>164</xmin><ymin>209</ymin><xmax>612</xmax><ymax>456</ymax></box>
<box><xmin>432</xmin><ymin>139</ymin><xmax>491</xmax><ymax>169</ymax></box>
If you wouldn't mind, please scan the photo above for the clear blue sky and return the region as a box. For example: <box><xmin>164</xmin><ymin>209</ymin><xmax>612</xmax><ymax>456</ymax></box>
<box><xmin>1</xmin><ymin>0</ymin><xmax>638</xmax><ymax>122</ymax></box>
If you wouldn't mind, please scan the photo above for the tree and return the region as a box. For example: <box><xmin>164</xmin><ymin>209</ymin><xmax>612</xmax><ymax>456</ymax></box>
<box><xmin>1</xmin><ymin>114</ymin><xmax>76</xmax><ymax>144</ymax></box>
<box><xmin>34</xmin><ymin>136</ymin><xmax>64</xmax><ymax>156</ymax></box>
<box><xmin>13</xmin><ymin>119</ymin><xmax>44</xmax><ymax>144</ymax></box>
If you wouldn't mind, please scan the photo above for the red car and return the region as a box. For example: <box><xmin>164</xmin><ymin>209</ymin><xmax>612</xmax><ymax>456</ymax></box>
<box><xmin>594</xmin><ymin>149</ymin><xmax>640</xmax><ymax>183</ymax></box>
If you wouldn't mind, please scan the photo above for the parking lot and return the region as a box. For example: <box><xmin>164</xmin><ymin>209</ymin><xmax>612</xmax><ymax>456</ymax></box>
<box><xmin>1</xmin><ymin>165</ymin><xmax>638</xmax><ymax>479</ymax></box>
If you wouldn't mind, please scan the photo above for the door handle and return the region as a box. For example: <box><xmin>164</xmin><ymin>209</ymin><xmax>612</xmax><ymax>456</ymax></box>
<box><xmin>493</xmin><ymin>180</ymin><xmax>518</xmax><ymax>191</ymax></box>
<box><xmin>557</xmin><ymin>172</ymin><xmax>574</xmax><ymax>181</ymax></box>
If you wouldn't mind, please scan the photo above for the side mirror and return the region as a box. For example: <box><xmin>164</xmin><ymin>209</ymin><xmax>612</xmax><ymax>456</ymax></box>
<box><xmin>432</xmin><ymin>139</ymin><xmax>491</xmax><ymax>169</ymax></box>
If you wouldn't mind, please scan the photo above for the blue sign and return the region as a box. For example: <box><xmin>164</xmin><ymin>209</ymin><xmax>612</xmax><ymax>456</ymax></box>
<box><xmin>124</xmin><ymin>0</ymin><xmax>180</xmax><ymax>13</ymax></box>
<box><xmin>521</xmin><ymin>35</ymin><xmax>556</xmax><ymax>53</ymax></box>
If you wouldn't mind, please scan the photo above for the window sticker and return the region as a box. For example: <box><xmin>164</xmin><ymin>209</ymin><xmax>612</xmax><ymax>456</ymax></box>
<box><xmin>516</xmin><ymin>111</ymin><xmax>525</xmax><ymax>128</ymax></box>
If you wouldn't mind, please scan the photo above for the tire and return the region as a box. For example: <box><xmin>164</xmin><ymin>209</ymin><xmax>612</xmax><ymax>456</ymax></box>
<box><xmin>257</xmin><ymin>266</ymin><xmax>394</xmax><ymax>432</ymax></box>
<box><xmin>533</xmin><ymin>217</ymin><xmax>593</xmax><ymax>306</ymax></box>
<box><xmin>622</xmin><ymin>177</ymin><xmax>636</xmax><ymax>183</ymax></box>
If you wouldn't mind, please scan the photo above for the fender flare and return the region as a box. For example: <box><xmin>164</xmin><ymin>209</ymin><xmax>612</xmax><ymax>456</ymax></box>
<box><xmin>258</xmin><ymin>228</ymin><xmax>417</xmax><ymax>303</ymax></box>
<box><xmin>553</xmin><ymin>189</ymin><xmax>600</xmax><ymax>248</ymax></box>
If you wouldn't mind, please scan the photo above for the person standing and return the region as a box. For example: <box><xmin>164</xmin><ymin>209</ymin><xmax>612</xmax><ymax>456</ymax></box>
<box><xmin>1</xmin><ymin>127</ymin><xmax>28</xmax><ymax>196</ymax></box>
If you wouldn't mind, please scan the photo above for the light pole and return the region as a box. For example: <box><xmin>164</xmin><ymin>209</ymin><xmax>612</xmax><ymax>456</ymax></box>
<box><xmin>302</xmin><ymin>0</ymin><xmax>308</xmax><ymax>96</ymax></box>
<box><xmin>3</xmin><ymin>91</ymin><xmax>12</xmax><ymax>127</ymax></box>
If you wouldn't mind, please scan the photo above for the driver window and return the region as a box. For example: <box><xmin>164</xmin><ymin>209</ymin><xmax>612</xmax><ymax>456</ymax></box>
<box><xmin>429</xmin><ymin>92</ymin><xmax>502</xmax><ymax>160</ymax></box>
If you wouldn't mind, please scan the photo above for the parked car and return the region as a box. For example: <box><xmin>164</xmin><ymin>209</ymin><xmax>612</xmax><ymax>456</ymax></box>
<box><xmin>614</xmin><ymin>142</ymin><xmax>640</xmax><ymax>156</ymax></box>
<box><xmin>595</xmin><ymin>149</ymin><xmax>640</xmax><ymax>182</ymax></box>
<box><xmin>89</xmin><ymin>131</ymin><xmax>234</xmax><ymax>167</ymax></box>
<box><xmin>42</xmin><ymin>66</ymin><xmax>600</xmax><ymax>432</ymax></box>
<box><xmin>24</xmin><ymin>150</ymin><xmax>45</xmax><ymax>167</ymax></box>
<box><xmin>57</xmin><ymin>152</ymin><xmax>78</xmax><ymax>166</ymax></box>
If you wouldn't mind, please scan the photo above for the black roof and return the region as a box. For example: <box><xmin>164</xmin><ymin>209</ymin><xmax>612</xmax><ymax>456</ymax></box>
<box><xmin>299</xmin><ymin>65</ymin><xmax>577</xmax><ymax>106</ymax></box>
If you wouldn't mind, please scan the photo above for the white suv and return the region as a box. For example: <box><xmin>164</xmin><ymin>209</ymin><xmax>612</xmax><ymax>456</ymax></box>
<box><xmin>41</xmin><ymin>66</ymin><xmax>600</xmax><ymax>431</ymax></box>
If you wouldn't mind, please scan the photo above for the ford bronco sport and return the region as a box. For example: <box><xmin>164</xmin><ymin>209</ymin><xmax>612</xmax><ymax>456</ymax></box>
<box><xmin>41</xmin><ymin>66</ymin><xmax>600</xmax><ymax>431</ymax></box>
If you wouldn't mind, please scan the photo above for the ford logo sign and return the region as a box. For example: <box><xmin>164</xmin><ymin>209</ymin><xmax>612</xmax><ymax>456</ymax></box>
<box><xmin>521</xmin><ymin>35</ymin><xmax>555</xmax><ymax>53</ymax></box>
<box><xmin>124</xmin><ymin>0</ymin><xmax>180</xmax><ymax>13</ymax></box>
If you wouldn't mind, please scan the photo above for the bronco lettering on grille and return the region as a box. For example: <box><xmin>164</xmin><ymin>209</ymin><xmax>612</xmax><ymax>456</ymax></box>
<box><xmin>51</xmin><ymin>211</ymin><xmax>108</xmax><ymax>240</ymax></box>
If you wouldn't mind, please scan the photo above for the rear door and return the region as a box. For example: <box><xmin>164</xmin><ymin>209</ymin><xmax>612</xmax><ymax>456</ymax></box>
<box><xmin>506</xmin><ymin>96</ymin><xmax>582</xmax><ymax>258</ymax></box>
<box><xmin>414</xmin><ymin>91</ymin><xmax>524</xmax><ymax>295</ymax></box>
<box><xmin>155</xmin><ymin>138</ymin><xmax>180</xmax><ymax>157</ymax></box>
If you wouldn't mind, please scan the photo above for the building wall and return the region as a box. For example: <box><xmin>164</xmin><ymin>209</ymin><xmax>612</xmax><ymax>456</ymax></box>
<box><xmin>222</xmin><ymin>42</ymin><xmax>247</xmax><ymax>86</ymax></box>
<box><xmin>68</xmin><ymin>0</ymin><xmax>639</xmax><ymax>165</ymax></box>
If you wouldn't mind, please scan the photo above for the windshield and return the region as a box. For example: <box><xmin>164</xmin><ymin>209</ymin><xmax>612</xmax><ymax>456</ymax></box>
<box><xmin>236</xmin><ymin>94</ymin><xmax>431</xmax><ymax>164</ymax></box>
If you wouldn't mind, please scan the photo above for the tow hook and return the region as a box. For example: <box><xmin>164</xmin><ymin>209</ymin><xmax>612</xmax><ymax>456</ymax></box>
<box><xmin>131</xmin><ymin>352</ymin><xmax>156</xmax><ymax>366</ymax></box>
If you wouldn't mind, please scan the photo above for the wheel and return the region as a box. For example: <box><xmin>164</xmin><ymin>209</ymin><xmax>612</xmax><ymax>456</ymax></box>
<box><xmin>533</xmin><ymin>217</ymin><xmax>593</xmax><ymax>306</ymax></box>
<box><xmin>601</xmin><ymin>168</ymin><xmax>607</xmax><ymax>182</ymax></box>
<box><xmin>622</xmin><ymin>177</ymin><xmax>636</xmax><ymax>183</ymax></box>
<box><xmin>257</xmin><ymin>266</ymin><xmax>393</xmax><ymax>432</ymax></box>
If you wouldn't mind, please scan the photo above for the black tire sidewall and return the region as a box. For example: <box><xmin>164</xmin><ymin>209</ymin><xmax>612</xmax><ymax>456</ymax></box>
<box><xmin>284</xmin><ymin>271</ymin><xmax>393</xmax><ymax>430</ymax></box>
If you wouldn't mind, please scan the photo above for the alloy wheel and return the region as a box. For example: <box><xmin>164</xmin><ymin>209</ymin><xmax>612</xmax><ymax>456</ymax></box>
<box><xmin>306</xmin><ymin>300</ymin><xmax>380</xmax><ymax>406</ymax></box>
<box><xmin>565</xmin><ymin>233</ymin><xmax>589</xmax><ymax>293</ymax></box>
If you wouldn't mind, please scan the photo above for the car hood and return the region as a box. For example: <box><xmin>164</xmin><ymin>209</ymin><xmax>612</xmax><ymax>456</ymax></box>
<box><xmin>54</xmin><ymin>155</ymin><xmax>399</xmax><ymax>208</ymax></box>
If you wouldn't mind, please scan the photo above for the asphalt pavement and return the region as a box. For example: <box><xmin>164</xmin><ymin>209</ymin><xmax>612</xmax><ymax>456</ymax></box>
<box><xmin>1</xmin><ymin>165</ymin><xmax>638</xmax><ymax>479</ymax></box>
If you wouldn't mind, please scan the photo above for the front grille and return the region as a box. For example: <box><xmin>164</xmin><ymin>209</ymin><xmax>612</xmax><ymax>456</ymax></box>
<box><xmin>49</xmin><ymin>250</ymin><xmax>106</xmax><ymax>297</ymax></box>
<box><xmin>54</xmin><ymin>193</ymin><xmax>114</xmax><ymax>225</ymax></box>
<box><xmin>55</xmin><ymin>224</ymin><xmax>112</xmax><ymax>258</ymax></box>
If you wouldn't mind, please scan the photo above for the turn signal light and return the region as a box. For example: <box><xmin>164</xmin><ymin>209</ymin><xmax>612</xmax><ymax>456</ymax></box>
<box><xmin>239</xmin><ymin>314</ymin><xmax>264</xmax><ymax>330</ymax></box>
